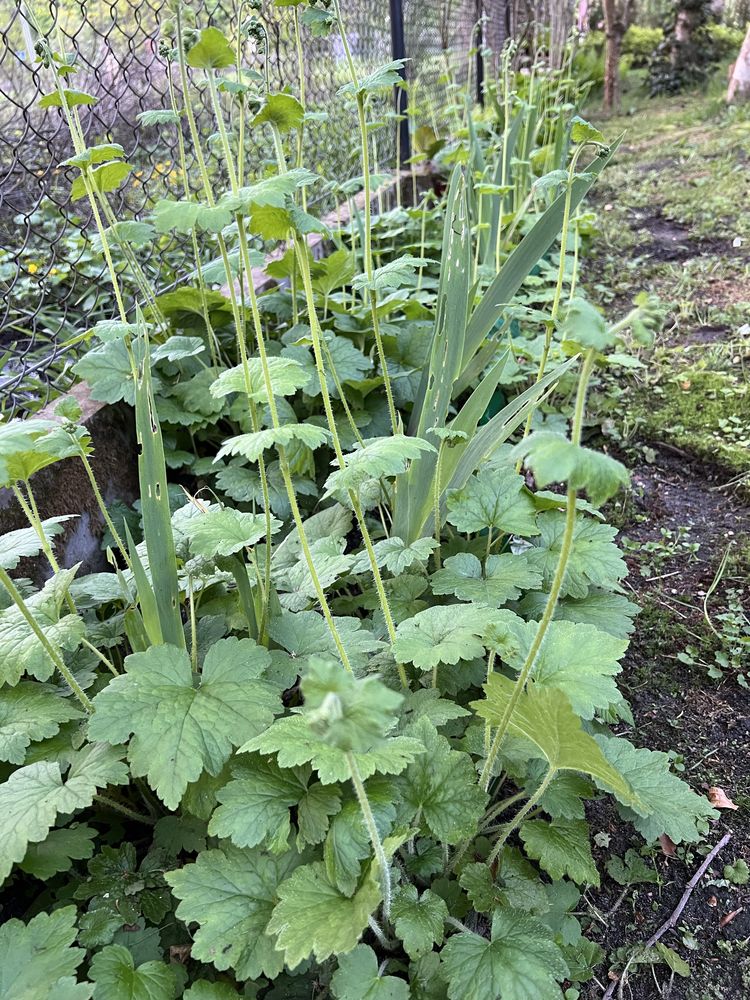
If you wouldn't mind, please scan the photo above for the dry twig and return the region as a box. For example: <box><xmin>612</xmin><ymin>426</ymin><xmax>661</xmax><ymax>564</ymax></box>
<box><xmin>602</xmin><ymin>831</ymin><xmax>732</xmax><ymax>999</ymax></box>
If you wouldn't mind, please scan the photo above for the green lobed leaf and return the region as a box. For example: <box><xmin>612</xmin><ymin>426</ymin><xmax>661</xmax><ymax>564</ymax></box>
<box><xmin>351</xmin><ymin>536</ymin><xmax>438</xmax><ymax>576</ymax></box>
<box><xmin>71</xmin><ymin>161</ymin><xmax>132</xmax><ymax>201</ymax></box>
<box><xmin>60</xmin><ymin>142</ymin><xmax>125</xmax><ymax>169</ymax></box>
<box><xmin>516</xmin><ymin>588</ymin><xmax>639</xmax><ymax>639</ymax></box>
<box><xmin>244</xmin><ymin>715</ymin><xmax>425</xmax><ymax>784</ymax></box>
<box><xmin>393</xmin><ymin>603</ymin><xmax>488</xmax><ymax>670</ymax></box>
<box><xmin>38</xmin><ymin>88</ymin><xmax>96</xmax><ymax>108</ymax></box>
<box><xmin>431</xmin><ymin>552</ymin><xmax>543</xmax><ymax>607</ymax></box>
<box><xmin>446</xmin><ymin>466</ymin><xmax>539</xmax><ymax>536</ymax></box>
<box><xmin>527</xmin><ymin>511</ymin><xmax>627</xmax><ymax>599</ymax></box>
<box><xmin>331</xmin><ymin>944</ymin><xmax>410</xmax><ymax>999</ymax></box>
<box><xmin>570</xmin><ymin>116</ymin><xmax>606</xmax><ymax>145</ymax></box>
<box><xmin>89</xmin><ymin>944</ymin><xmax>177</xmax><ymax>1000</ymax></box>
<box><xmin>325</xmin><ymin>436</ymin><xmax>434</xmax><ymax>498</ymax></box>
<box><xmin>391</xmin><ymin>884</ymin><xmax>448</xmax><ymax>958</ymax></box>
<box><xmin>324</xmin><ymin>786</ymin><xmax>394</xmax><ymax>896</ymax></box>
<box><xmin>504</xmin><ymin>619</ymin><xmax>628</xmax><ymax>719</ymax></box>
<box><xmin>0</xmin><ymin>682</ymin><xmax>82</xmax><ymax>764</ymax></box>
<box><xmin>137</xmin><ymin>109</ymin><xmax>181</xmax><ymax>127</ymax></box>
<box><xmin>252</xmin><ymin>93</ymin><xmax>305</xmax><ymax>132</ymax></box>
<box><xmin>520</xmin><ymin>819</ymin><xmax>599</xmax><ymax>885</ymax></box>
<box><xmin>207</xmin><ymin>755</ymin><xmax>325</xmax><ymax>852</ymax></box>
<box><xmin>595</xmin><ymin>735</ymin><xmax>718</xmax><ymax>843</ymax></box>
<box><xmin>352</xmin><ymin>255</ymin><xmax>434</xmax><ymax>293</ymax></box>
<box><xmin>395</xmin><ymin>718</ymin><xmax>487</xmax><ymax>844</ymax></box>
<box><xmin>471</xmin><ymin>675</ymin><xmax>640</xmax><ymax>808</ymax></box>
<box><xmin>268</xmin><ymin>608</ymin><xmax>383</xmax><ymax>672</ymax></box>
<box><xmin>511</xmin><ymin>432</ymin><xmax>629</xmax><ymax>506</ymax></box>
<box><xmin>267</xmin><ymin>860</ymin><xmax>382</xmax><ymax>968</ymax></box>
<box><xmin>0</xmin><ymin>744</ymin><xmax>128</xmax><ymax>883</ymax></box>
<box><xmin>150</xmin><ymin>336</ymin><xmax>205</xmax><ymax>364</ymax></box>
<box><xmin>186</xmin><ymin>27</ymin><xmax>235</xmax><ymax>69</ymax></box>
<box><xmin>312</xmin><ymin>248</ymin><xmax>357</xmax><ymax>297</ymax></box>
<box><xmin>440</xmin><ymin>908</ymin><xmax>568</xmax><ymax>1000</ymax></box>
<box><xmin>166</xmin><ymin>845</ymin><xmax>302</xmax><ymax>981</ymax></box>
<box><xmin>93</xmin><ymin>220</ymin><xmax>155</xmax><ymax>250</ymax></box>
<box><xmin>606</xmin><ymin>849</ymin><xmax>659</xmax><ymax>886</ymax></box>
<box><xmin>216</xmin><ymin>424</ymin><xmax>331</xmax><ymax>463</ymax></box>
<box><xmin>339</xmin><ymin>59</ymin><xmax>405</xmax><ymax>97</ymax></box>
<box><xmin>19</xmin><ymin>824</ymin><xmax>96</xmax><ymax>880</ymax></box>
<box><xmin>0</xmin><ymin>573</ymin><xmax>84</xmax><ymax>682</ymax></box>
<box><xmin>0</xmin><ymin>906</ymin><xmax>87</xmax><ymax>999</ymax></box>
<box><xmin>559</xmin><ymin>297</ymin><xmax>614</xmax><ymax>353</ymax></box>
<box><xmin>210</xmin><ymin>356</ymin><xmax>312</xmax><ymax>402</ymax></box>
<box><xmin>73</xmin><ymin>340</ymin><xmax>148</xmax><ymax>405</ymax></box>
<box><xmin>88</xmin><ymin>639</ymin><xmax>280</xmax><ymax>809</ymax></box>
<box><xmin>183</xmin><ymin>507</ymin><xmax>280</xmax><ymax>559</ymax></box>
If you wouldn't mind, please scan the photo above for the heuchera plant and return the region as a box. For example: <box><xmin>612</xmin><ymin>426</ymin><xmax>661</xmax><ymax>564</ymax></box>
<box><xmin>0</xmin><ymin>2</ymin><xmax>717</xmax><ymax>998</ymax></box>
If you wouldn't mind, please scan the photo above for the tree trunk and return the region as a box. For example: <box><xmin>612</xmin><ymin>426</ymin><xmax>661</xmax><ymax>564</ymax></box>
<box><xmin>549</xmin><ymin>0</ymin><xmax>574</xmax><ymax>69</ymax></box>
<box><xmin>602</xmin><ymin>0</ymin><xmax>624</xmax><ymax>110</ymax></box>
<box><xmin>727</xmin><ymin>24</ymin><xmax>750</xmax><ymax>103</ymax></box>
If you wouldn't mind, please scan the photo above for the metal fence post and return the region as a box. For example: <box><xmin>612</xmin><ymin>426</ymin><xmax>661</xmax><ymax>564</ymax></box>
<box><xmin>388</xmin><ymin>0</ymin><xmax>411</xmax><ymax>169</ymax></box>
<box><xmin>475</xmin><ymin>0</ymin><xmax>485</xmax><ymax>105</ymax></box>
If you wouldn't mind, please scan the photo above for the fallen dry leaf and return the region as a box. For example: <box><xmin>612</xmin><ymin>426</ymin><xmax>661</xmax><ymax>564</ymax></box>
<box><xmin>660</xmin><ymin>833</ymin><xmax>677</xmax><ymax>856</ymax></box>
<box><xmin>708</xmin><ymin>786</ymin><xmax>738</xmax><ymax>811</ymax></box>
<box><xmin>720</xmin><ymin>907</ymin><xmax>744</xmax><ymax>929</ymax></box>
<box><xmin>708</xmin><ymin>895</ymin><xmax>718</xmax><ymax>907</ymax></box>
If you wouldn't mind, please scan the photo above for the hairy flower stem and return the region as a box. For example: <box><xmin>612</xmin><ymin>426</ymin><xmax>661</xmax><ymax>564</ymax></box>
<box><xmin>433</xmin><ymin>442</ymin><xmax>445</xmax><ymax>571</ymax></box>
<box><xmin>75</xmin><ymin>445</ymin><xmax>132</xmax><ymax>573</ymax></box>
<box><xmin>517</xmin><ymin>142</ymin><xmax>587</xmax><ymax>455</ymax></box>
<box><xmin>12</xmin><ymin>481</ymin><xmax>76</xmax><ymax>615</ymax></box>
<box><xmin>229</xmin><ymin>218</ymin><xmax>350</xmax><ymax>665</ymax></box>
<box><xmin>166</xmin><ymin>65</ymin><xmax>221</xmax><ymax>366</ymax></box>
<box><xmin>347</xmin><ymin>751</ymin><xmax>391</xmax><ymax>919</ymax></box>
<box><xmin>479</xmin><ymin>348</ymin><xmax>596</xmax><ymax>792</ymax></box>
<box><xmin>81</xmin><ymin>635</ymin><xmax>118</xmax><ymax>677</ymax></box>
<box><xmin>12</xmin><ymin>484</ymin><xmax>61</xmax><ymax>575</ymax></box>
<box><xmin>94</xmin><ymin>793</ymin><xmax>155</xmax><ymax>825</ymax></box>
<box><xmin>483</xmin><ymin>649</ymin><xmax>496</xmax><ymax>754</ymax></box>
<box><xmin>201</xmin><ymin>70</ymin><xmax>278</xmax><ymax>639</ymax></box>
<box><xmin>480</xmin><ymin>789</ymin><xmax>526</xmax><ymax>832</ymax></box>
<box><xmin>292</xmin><ymin>232</ymin><xmax>405</xmax><ymax>685</ymax></box>
<box><xmin>368</xmin><ymin>917</ymin><xmax>393</xmax><ymax>949</ymax></box>
<box><xmin>34</xmin><ymin>24</ymin><xmax>126</xmax><ymax>319</ymax></box>
<box><xmin>268</xmin><ymin>128</ymin><xmax>404</xmax><ymax>686</ymax></box>
<box><xmin>485</xmin><ymin>768</ymin><xmax>555</xmax><ymax>865</ymax></box>
<box><xmin>93</xmin><ymin>192</ymin><xmax>169</xmax><ymax>333</ymax></box>
<box><xmin>175</xmin><ymin>30</ymin><xmax>278</xmax><ymax>640</ymax></box>
<box><xmin>292</xmin><ymin>6</ymin><xmax>307</xmax><ymax>211</ymax></box>
<box><xmin>0</xmin><ymin>567</ymin><xmax>93</xmax><ymax>713</ymax></box>
<box><xmin>332</xmin><ymin>0</ymin><xmax>398</xmax><ymax>435</ymax></box>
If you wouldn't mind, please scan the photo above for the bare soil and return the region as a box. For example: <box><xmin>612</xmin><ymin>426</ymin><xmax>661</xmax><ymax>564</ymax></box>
<box><xmin>581</xmin><ymin>104</ymin><xmax>750</xmax><ymax>999</ymax></box>
<box><xmin>583</xmin><ymin>449</ymin><xmax>750</xmax><ymax>998</ymax></box>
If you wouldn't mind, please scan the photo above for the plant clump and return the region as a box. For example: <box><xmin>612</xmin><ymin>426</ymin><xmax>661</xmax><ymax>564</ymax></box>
<box><xmin>0</xmin><ymin>4</ymin><xmax>727</xmax><ymax>998</ymax></box>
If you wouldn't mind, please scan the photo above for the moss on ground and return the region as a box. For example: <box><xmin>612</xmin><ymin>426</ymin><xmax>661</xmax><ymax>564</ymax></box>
<box><xmin>624</xmin><ymin>598</ymin><xmax>704</xmax><ymax>694</ymax></box>
<box><xmin>632</xmin><ymin>362</ymin><xmax>750</xmax><ymax>477</ymax></box>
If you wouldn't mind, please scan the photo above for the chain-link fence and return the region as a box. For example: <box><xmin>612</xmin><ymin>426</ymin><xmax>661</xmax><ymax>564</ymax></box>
<box><xmin>1</xmin><ymin>0</ymin><xmax>502</xmax><ymax>416</ymax></box>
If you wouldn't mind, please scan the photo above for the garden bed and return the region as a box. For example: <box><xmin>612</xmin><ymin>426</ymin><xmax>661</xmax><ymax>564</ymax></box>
<box><xmin>1</xmin><ymin>17</ymin><xmax>748</xmax><ymax>1000</ymax></box>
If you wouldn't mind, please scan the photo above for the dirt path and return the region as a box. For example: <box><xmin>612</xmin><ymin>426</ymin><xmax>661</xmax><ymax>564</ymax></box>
<box><xmin>581</xmin><ymin>92</ymin><xmax>750</xmax><ymax>999</ymax></box>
